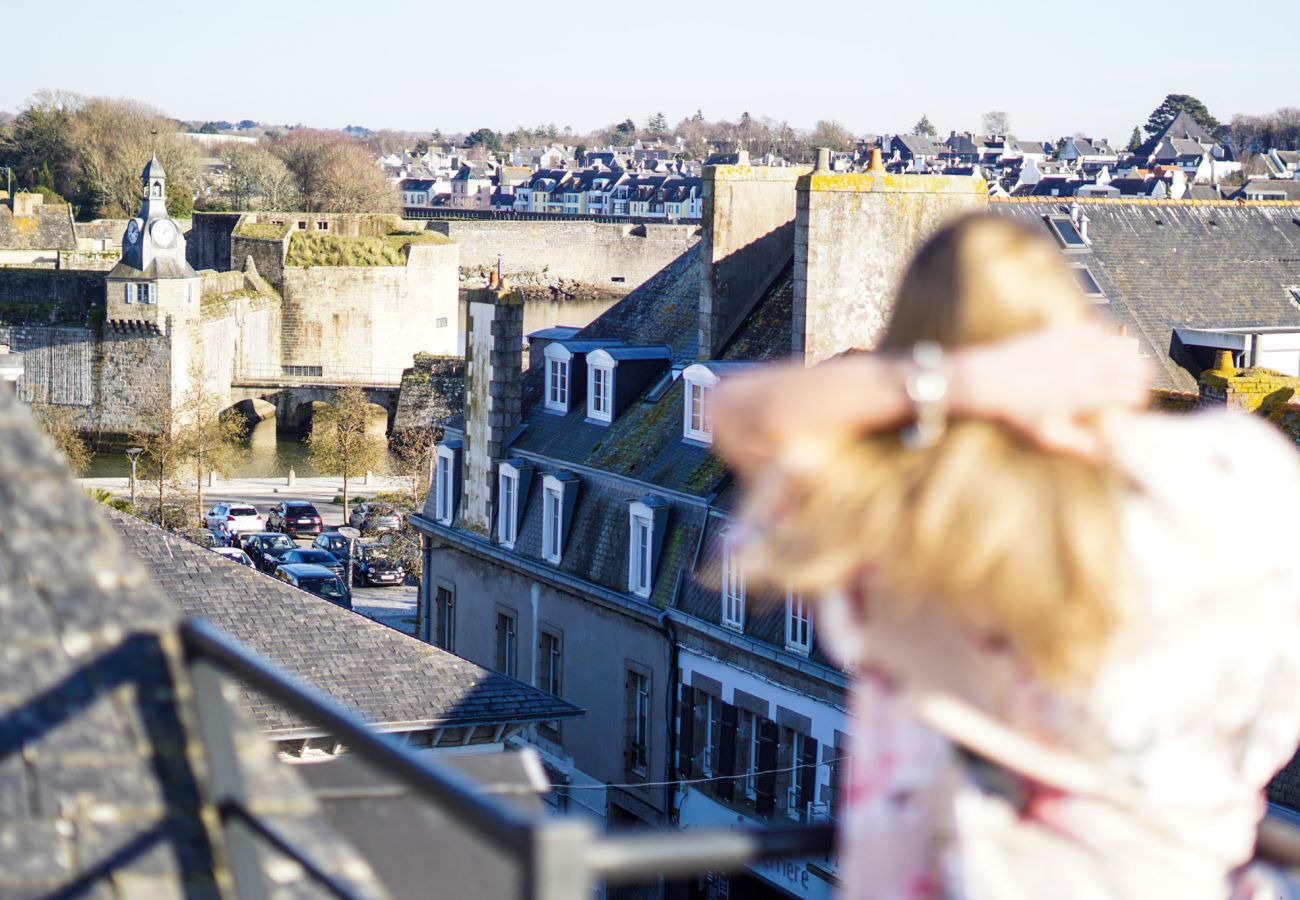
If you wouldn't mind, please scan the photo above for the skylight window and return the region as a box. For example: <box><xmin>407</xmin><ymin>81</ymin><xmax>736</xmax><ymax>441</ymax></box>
<box><xmin>1046</xmin><ymin>216</ymin><xmax>1087</xmax><ymax>248</ymax></box>
<box><xmin>1070</xmin><ymin>264</ymin><xmax>1106</xmax><ymax>300</ymax></box>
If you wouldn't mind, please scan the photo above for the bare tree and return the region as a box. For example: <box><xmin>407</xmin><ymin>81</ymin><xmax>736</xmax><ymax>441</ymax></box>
<box><xmin>809</xmin><ymin>120</ymin><xmax>854</xmax><ymax>152</ymax></box>
<box><xmin>270</xmin><ymin>129</ymin><xmax>398</xmax><ymax>213</ymax></box>
<box><xmin>29</xmin><ymin>402</ymin><xmax>91</xmax><ymax>475</ymax></box>
<box><xmin>70</xmin><ymin>97</ymin><xmax>199</xmax><ymax>217</ymax></box>
<box><xmin>981</xmin><ymin>110</ymin><xmax>1011</xmax><ymax>136</ymax></box>
<box><xmin>216</xmin><ymin>142</ymin><xmax>295</xmax><ymax>210</ymax></box>
<box><xmin>176</xmin><ymin>363</ymin><xmax>247</xmax><ymax>524</ymax></box>
<box><xmin>307</xmin><ymin>387</ymin><xmax>387</xmax><ymax>519</ymax></box>
<box><xmin>129</xmin><ymin>402</ymin><xmax>188</xmax><ymax>531</ymax></box>
<box><xmin>390</xmin><ymin>427</ymin><xmax>437</xmax><ymax>509</ymax></box>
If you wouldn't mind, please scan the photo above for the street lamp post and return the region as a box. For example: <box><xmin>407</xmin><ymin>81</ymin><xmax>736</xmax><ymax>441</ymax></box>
<box><xmin>125</xmin><ymin>447</ymin><xmax>143</xmax><ymax>508</ymax></box>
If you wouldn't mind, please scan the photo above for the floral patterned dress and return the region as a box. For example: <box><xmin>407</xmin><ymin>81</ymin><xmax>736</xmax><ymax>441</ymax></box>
<box><xmin>833</xmin><ymin>411</ymin><xmax>1300</xmax><ymax>900</ymax></box>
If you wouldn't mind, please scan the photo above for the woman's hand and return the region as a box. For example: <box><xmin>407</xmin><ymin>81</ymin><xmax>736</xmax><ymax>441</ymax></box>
<box><xmin>713</xmin><ymin>324</ymin><xmax>1152</xmax><ymax>476</ymax></box>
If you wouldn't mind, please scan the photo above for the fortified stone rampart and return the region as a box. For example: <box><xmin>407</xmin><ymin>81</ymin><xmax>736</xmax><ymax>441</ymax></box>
<box><xmin>57</xmin><ymin>250</ymin><xmax>122</xmax><ymax>271</ymax></box>
<box><xmin>427</xmin><ymin>219</ymin><xmax>699</xmax><ymax>296</ymax></box>
<box><xmin>0</xmin><ymin>269</ymin><xmax>104</xmax><ymax>326</ymax></box>
<box><xmin>188</xmin><ymin>213</ymin><xmax>241</xmax><ymax>271</ymax></box>
<box><xmin>278</xmin><ymin>242</ymin><xmax>458</xmax><ymax>379</ymax></box>
<box><xmin>393</xmin><ymin>353</ymin><xmax>465</xmax><ymax>434</ymax></box>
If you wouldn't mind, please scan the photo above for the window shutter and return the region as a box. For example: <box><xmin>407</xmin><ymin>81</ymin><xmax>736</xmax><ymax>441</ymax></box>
<box><xmin>798</xmin><ymin>736</ymin><xmax>819</xmax><ymax>823</ymax></box>
<box><xmin>755</xmin><ymin>721</ymin><xmax>778</xmax><ymax>819</ymax></box>
<box><xmin>624</xmin><ymin>671</ymin><xmax>637</xmax><ymax>772</ymax></box>
<box><xmin>678</xmin><ymin>685</ymin><xmax>695</xmax><ymax>779</ymax></box>
<box><xmin>717</xmin><ymin>703</ymin><xmax>738</xmax><ymax>801</ymax></box>
<box><xmin>692</xmin><ymin>691</ymin><xmax>710</xmax><ymax>776</ymax></box>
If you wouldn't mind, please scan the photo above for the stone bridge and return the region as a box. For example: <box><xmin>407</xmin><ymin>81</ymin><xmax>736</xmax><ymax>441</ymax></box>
<box><xmin>227</xmin><ymin>378</ymin><xmax>399</xmax><ymax>435</ymax></box>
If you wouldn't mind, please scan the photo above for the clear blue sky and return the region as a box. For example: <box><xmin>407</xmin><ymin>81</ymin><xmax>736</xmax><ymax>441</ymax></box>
<box><xmin>6</xmin><ymin>0</ymin><xmax>1298</xmax><ymax>141</ymax></box>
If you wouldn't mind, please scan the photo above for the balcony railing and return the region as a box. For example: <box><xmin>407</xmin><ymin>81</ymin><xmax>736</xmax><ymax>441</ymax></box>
<box><xmin>179</xmin><ymin>617</ymin><xmax>835</xmax><ymax>899</ymax></box>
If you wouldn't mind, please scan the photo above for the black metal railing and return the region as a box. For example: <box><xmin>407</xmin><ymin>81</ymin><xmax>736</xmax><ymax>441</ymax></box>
<box><xmin>178</xmin><ymin>617</ymin><xmax>834</xmax><ymax>900</ymax></box>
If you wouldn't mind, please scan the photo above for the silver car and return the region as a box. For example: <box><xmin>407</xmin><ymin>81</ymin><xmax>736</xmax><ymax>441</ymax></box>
<box><xmin>348</xmin><ymin>503</ymin><xmax>402</xmax><ymax>534</ymax></box>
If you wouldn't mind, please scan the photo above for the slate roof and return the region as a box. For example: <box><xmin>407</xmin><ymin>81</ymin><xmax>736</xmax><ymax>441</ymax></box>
<box><xmin>107</xmin><ymin>257</ymin><xmax>199</xmax><ymax>280</ymax></box>
<box><xmin>0</xmin><ymin>391</ymin><xmax>387</xmax><ymax>898</ymax></box>
<box><xmin>106</xmin><ymin>508</ymin><xmax>582</xmax><ymax>736</ymax></box>
<box><xmin>0</xmin><ymin>199</ymin><xmax>77</xmax><ymax>251</ymax></box>
<box><xmin>1136</xmin><ymin>110</ymin><xmax>1217</xmax><ymax>157</ymax></box>
<box><xmin>990</xmin><ymin>200</ymin><xmax>1300</xmax><ymax>390</ymax></box>
<box><xmin>1234</xmin><ymin>180</ymin><xmax>1300</xmax><ymax>201</ymax></box>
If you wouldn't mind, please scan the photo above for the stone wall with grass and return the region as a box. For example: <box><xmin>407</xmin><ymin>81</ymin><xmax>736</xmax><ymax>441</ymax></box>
<box><xmin>280</xmin><ymin>240</ymin><xmax>459</xmax><ymax>379</ymax></box>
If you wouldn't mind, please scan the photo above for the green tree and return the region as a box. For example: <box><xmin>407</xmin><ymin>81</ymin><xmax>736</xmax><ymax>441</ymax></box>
<box><xmin>912</xmin><ymin>114</ymin><xmax>938</xmax><ymax>137</ymax></box>
<box><xmin>390</xmin><ymin>427</ymin><xmax>436</xmax><ymax>510</ymax></box>
<box><xmin>1143</xmin><ymin>94</ymin><xmax>1222</xmax><ymax>140</ymax></box>
<box><xmin>647</xmin><ymin>112</ymin><xmax>669</xmax><ymax>136</ymax></box>
<box><xmin>198</xmin><ymin>122</ymin><xmax>220</xmax><ymax>134</ymax></box>
<box><xmin>465</xmin><ymin>127</ymin><xmax>503</xmax><ymax>152</ymax></box>
<box><xmin>413</xmin><ymin>139</ymin><xmax>430</xmax><ymax>156</ymax></box>
<box><xmin>1127</xmin><ymin>126</ymin><xmax>1144</xmax><ymax>152</ymax></box>
<box><xmin>307</xmin><ymin>386</ymin><xmax>387</xmax><ymax>519</ymax></box>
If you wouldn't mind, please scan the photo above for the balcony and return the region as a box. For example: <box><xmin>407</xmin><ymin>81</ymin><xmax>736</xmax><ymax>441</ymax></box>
<box><xmin>180</xmin><ymin>617</ymin><xmax>836</xmax><ymax>898</ymax></box>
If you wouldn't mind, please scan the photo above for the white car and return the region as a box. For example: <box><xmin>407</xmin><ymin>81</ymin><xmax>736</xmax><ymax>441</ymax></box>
<box><xmin>212</xmin><ymin>547</ymin><xmax>255</xmax><ymax>568</ymax></box>
<box><xmin>205</xmin><ymin>503</ymin><xmax>263</xmax><ymax>535</ymax></box>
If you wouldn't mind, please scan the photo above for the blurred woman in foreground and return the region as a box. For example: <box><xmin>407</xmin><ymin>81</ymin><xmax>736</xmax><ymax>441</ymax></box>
<box><xmin>714</xmin><ymin>214</ymin><xmax>1300</xmax><ymax>899</ymax></box>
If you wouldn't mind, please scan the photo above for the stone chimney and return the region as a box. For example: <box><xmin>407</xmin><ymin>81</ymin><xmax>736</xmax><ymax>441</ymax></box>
<box><xmin>11</xmin><ymin>192</ymin><xmax>43</xmax><ymax>218</ymax></box>
<box><xmin>460</xmin><ymin>278</ymin><xmax>524</xmax><ymax>534</ymax></box>
<box><xmin>1198</xmin><ymin>353</ymin><xmax>1300</xmax><ymax>412</ymax></box>
<box><xmin>793</xmin><ymin>161</ymin><xmax>988</xmax><ymax>363</ymax></box>
<box><xmin>698</xmin><ymin>163</ymin><xmax>807</xmax><ymax>359</ymax></box>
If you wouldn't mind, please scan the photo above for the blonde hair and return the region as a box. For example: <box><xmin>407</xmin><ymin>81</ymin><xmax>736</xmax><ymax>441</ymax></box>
<box><xmin>744</xmin><ymin>213</ymin><xmax>1121</xmax><ymax>684</ymax></box>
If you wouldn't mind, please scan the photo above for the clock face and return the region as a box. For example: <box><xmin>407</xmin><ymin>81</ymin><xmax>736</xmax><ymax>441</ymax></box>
<box><xmin>150</xmin><ymin>219</ymin><xmax>177</xmax><ymax>248</ymax></box>
<box><xmin>126</xmin><ymin>220</ymin><xmax>139</xmax><ymax>245</ymax></box>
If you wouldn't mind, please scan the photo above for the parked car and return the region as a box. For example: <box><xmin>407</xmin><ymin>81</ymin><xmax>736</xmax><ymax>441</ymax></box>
<box><xmin>267</xmin><ymin>501</ymin><xmax>324</xmax><ymax>537</ymax></box>
<box><xmin>278</xmin><ymin>548</ymin><xmax>346</xmax><ymax>579</ymax></box>
<box><xmin>241</xmin><ymin>532</ymin><xmax>299</xmax><ymax>573</ymax></box>
<box><xmin>348</xmin><ymin>502</ymin><xmax>402</xmax><ymax>534</ymax></box>
<box><xmin>273</xmin><ymin>563</ymin><xmax>352</xmax><ymax>609</ymax></box>
<box><xmin>204</xmin><ymin>503</ymin><xmax>263</xmax><ymax>535</ymax></box>
<box><xmin>312</xmin><ymin>531</ymin><xmax>358</xmax><ymax>563</ymax></box>
<box><xmin>353</xmin><ymin>543</ymin><xmax>406</xmax><ymax>587</ymax></box>
<box><xmin>212</xmin><ymin>547</ymin><xmax>255</xmax><ymax>568</ymax></box>
<box><xmin>183</xmin><ymin>529</ymin><xmax>222</xmax><ymax>549</ymax></box>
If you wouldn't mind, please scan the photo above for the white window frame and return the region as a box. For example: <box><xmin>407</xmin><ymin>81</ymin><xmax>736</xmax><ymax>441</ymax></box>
<box><xmin>434</xmin><ymin>445</ymin><xmax>457</xmax><ymax>525</ymax></box>
<box><xmin>139</xmin><ymin>283</ymin><xmax>155</xmax><ymax>305</ymax></box>
<box><xmin>498</xmin><ymin>463</ymin><xmax>521</xmax><ymax>548</ymax></box>
<box><xmin>542</xmin><ymin>343</ymin><xmax>573</xmax><ymax>413</ymax></box>
<box><xmin>720</xmin><ymin>530</ymin><xmax>745</xmax><ymax>631</ymax></box>
<box><xmin>628</xmin><ymin>504</ymin><xmax>654</xmax><ymax>598</ymax></box>
<box><xmin>785</xmin><ymin>589</ymin><xmax>812</xmax><ymax>655</ymax></box>
<box><xmin>588</xmin><ymin>360</ymin><xmax>614</xmax><ymax>423</ymax></box>
<box><xmin>681</xmin><ymin>364</ymin><xmax>720</xmax><ymax>444</ymax></box>
<box><xmin>542</xmin><ymin>479</ymin><xmax>564</xmax><ymax>563</ymax></box>
<box><xmin>124</xmin><ymin>283</ymin><xmax>136</xmax><ymax>304</ymax></box>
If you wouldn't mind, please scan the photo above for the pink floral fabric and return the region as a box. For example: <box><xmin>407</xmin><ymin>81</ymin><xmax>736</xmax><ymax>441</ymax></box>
<box><xmin>835</xmin><ymin>411</ymin><xmax>1300</xmax><ymax>900</ymax></box>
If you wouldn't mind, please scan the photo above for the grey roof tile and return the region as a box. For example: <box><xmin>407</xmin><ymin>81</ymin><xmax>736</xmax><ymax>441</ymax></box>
<box><xmin>106</xmin><ymin>508</ymin><xmax>581</xmax><ymax>734</ymax></box>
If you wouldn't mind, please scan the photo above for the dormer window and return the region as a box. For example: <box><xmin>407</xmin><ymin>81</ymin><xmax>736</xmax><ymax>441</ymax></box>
<box><xmin>433</xmin><ymin>441</ymin><xmax>462</xmax><ymax>526</ymax></box>
<box><xmin>682</xmin><ymin>362</ymin><xmax>753</xmax><ymax>444</ymax></box>
<box><xmin>589</xmin><ymin>361</ymin><xmax>613</xmax><ymax>423</ymax></box>
<box><xmin>721</xmin><ymin>530</ymin><xmax>745</xmax><ymax>631</ymax></box>
<box><xmin>546</xmin><ymin>355</ymin><xmax>570</xmax><ymax>412</ymax></box>
<box><xmin>785</xmin><ymin>589</ymin><xmax>812</xmax><ymax>655</ymax></box>
<box><xmin>627</xmin><ymin>497</ymin><xmax>668</xmax><ymax>599</ymax></box>
<box><xmin>541</xmin><ymin>472</ymin><xmax>579</xmax><ymax>564</ymax></box>
<box><xmin>496</xmin><ymin>460</ymin><xmax>532</xmax><ymax>549</ymax></box>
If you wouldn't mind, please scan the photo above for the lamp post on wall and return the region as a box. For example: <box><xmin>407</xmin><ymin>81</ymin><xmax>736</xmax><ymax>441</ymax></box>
<box><xmin>125</xmin><ymin>447</ymin><xmax>143</xmax><ymax>509</ymax></box>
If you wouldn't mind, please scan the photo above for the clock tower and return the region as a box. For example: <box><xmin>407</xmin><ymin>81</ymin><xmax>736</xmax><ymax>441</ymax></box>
<box><xmin>107</xmin><ymin>156</ymin><xmax>200</xmax><ymax>329</ymax></box>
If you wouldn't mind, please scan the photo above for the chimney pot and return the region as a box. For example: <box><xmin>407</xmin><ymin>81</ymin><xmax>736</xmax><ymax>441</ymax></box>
<box><xmin>815</xmin><ymin>148</ymin><xmax>831</xmax><ymax>172</ymax></box>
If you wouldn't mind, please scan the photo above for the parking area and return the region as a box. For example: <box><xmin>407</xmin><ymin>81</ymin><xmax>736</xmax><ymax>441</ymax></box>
<box><xmin>82</xmin><ymin>474</ymin><xmax>421</xmax><ymax>637</ymax></box>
